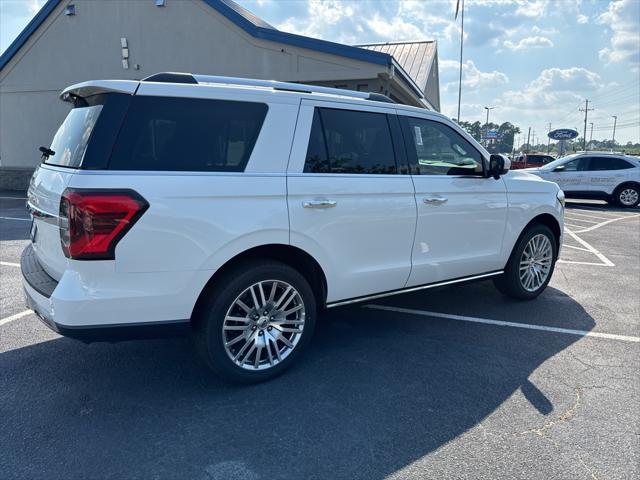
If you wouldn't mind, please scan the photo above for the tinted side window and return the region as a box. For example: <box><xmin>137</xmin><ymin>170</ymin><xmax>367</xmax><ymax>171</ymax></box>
<box><xmin>402</xmin><ymin>117</ymin><xmax>483</xmax><ymax>175</ymax></box>
<box><xmin>303</xmin><ymin>108</ymin><xmax>397</xmax><ymax>174</ymax></box>
<box><xmin>562</xmin><ymin>158</ymin><xmax>589</xmax><ymax>171</ymax></box>
<box><xmin>589</xmin><ymin>157</ymin><xmax>634</xmax><ymax>171</ymax></box>
<box><xmin>109</xmin><ymin>96</ymin><xmax>267</xmax><ymax>171</ymax></box>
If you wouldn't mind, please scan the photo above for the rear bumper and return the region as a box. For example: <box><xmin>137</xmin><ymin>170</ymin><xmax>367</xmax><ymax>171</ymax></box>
<box><xmin>21</xmin><ymin>244</ymin><xmax>191</xmax><ymax>342</ymax></box>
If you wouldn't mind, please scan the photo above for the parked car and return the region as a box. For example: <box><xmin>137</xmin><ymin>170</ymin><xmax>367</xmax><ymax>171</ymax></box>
<box><xmin>524</xmin><ymin>152</ymin><xmax>640</xmax><ymax>208</ymax></box>
<box><xmin>511</xmin><ymin>153</ymin><xmax>556</xmax><ymax>169</ymax></box>
<box><xmin>22</xmin><ymin>73</ymin><xmax>564</xmax><ymax>383</ymax></box>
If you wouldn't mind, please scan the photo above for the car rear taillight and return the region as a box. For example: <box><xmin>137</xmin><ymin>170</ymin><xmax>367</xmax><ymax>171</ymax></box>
<box><xmin>59</xmin><ymin>189</ymin><xmax>148</xmax><ymax>260</ymax></box>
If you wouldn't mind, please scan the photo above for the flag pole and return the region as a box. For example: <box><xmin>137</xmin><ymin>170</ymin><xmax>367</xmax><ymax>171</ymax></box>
<box><xmin>456</xmin><ymin>0</ymin><xmax>464</xmax><ymax>123</ymax></box>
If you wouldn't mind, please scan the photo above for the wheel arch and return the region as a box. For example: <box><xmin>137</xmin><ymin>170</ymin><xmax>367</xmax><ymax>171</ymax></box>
<box><xmin>191</xmin><ymin>244</ymin><xmax>328</xmax><ymax>322</ymax></box>
<box><xmin>614</xmin><ymin>180</ymin><xmax>640</xmax><ymax>194</ymax></box>
<box><xmin>523</xmin><ymin>213</ymin><xmax>562</xmax><ymax>253</ymax></box>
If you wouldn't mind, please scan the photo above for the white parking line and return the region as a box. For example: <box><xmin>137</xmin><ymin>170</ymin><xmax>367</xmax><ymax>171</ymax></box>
<box><xmin>563</xmin><ymin>216</ymin><xmax>600</xmax><ymax>224</ymax></box>
<box><xmin>564</xmin><ymin>223</ymin><xmax>584</xmax><ymax>229</ymax></box>
<box><xmin>0</xmin><ymin>216</ymin><xmax>30</xmax><ymax>222</ymax></box>
<box><xmin>571</xmin><ymin>214</ymin><xmax>640</xmax><ymax>234</ymax></box>
<box><xmin>566</xmin><ymin>207</ymin><xmax>627</xmax><ymax>217</ymax></box>
<box><xmin>0</xmin><ymin>310</ymin><xmax>32</xmax><ymax>327</ymax></box>
<box><xmin>559</xmin><ymin>228</ymin><xmax>615</xmax><ymax>266</ymax></box>
<box><xmin>0</xmin><ymin>261</ymin><xmax>20</xmax><ymax>267</ymax></box>
<box><xmin>365</xmin><ymin>305</ymin><xmax>640</xmax><ymax>343</ymax></box>
<box><xmin>566</xmin><ymin>211</ymin><xmax>620</xmax><ymax>221</ymax></box>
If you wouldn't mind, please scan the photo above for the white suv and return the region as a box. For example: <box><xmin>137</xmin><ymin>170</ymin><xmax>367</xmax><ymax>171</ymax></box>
<box><xmin>22</xmin><ymin>73</ymin><xmax>564</xmax><ymax>383</ymax></box>
<box><xmin>524</xmin><ymin>152</ymin><xmax>640</xmax><ymax>208</ymax></box>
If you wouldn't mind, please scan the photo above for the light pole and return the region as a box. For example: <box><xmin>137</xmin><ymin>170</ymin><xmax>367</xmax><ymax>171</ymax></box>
<box><xmin>589</xmin><ymin>122</ymin><xmax>594</xmax><ymax>149</ymax></box>
<box><xmin>612</xmin><ymin>115</ymin><xmax>617</xmax><ymax>150</ymax></box>
<box><xmin>484</xmin><ymin>106</ymin><xmax>495</xmax><ymax>147</ymax></box>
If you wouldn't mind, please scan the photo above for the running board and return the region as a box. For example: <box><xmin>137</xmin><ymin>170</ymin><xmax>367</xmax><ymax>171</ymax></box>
<box><xmin>326</xmin><ymin>271</ymin><xmax>503</xmax><ymax>308</ymax></box>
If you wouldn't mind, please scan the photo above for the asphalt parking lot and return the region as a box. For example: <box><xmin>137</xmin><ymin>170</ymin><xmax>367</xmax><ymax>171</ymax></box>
<box><xmin>1</xmin><ymin>193</ymin><xmax>638</xmax><ymax>480</ymax></box>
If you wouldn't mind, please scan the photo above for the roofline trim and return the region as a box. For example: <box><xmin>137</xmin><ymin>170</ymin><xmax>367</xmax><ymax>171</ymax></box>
<box><xmin>202</xmin><ymin>0</ymin><xmax>392</xmax><ymax>65</ymax></box>
<box><xmin>390</xmin><ymin>58</ymin><xmax>425</xmax><ymax>101</ymax></box>
<box><xmin>355</xmin><ymin>40</ymin><xmax>437</xmax><ymax>47</ymax></box>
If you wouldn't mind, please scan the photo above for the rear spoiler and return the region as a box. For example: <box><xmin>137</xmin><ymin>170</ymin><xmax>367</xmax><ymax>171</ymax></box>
<box><xmin>60</xmin><ymin>80</ymin><xmax>139</xmax><ymax>102</ymax></box>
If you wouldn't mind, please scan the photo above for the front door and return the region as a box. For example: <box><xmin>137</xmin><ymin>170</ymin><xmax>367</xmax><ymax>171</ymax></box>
<box><xmin>287</xmin><ymin>101</ymin><xmax>417</xmax><ymax>303</ymax></box>
<box><xmin>398</xmin><ymin>114</ymin><xmax>509</xmax><ymax>286</ymax></box>
<box><xmin>546</xmin><ymin>156</ymin><xmax>591</xmax><ymax>193</ymax></box>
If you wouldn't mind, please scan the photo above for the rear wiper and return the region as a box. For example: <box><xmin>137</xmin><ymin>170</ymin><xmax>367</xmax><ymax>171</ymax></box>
<box><xmin>39</xmin><ymin>146</ymin><xmax>55</xmax><ymax>161</ymax></box>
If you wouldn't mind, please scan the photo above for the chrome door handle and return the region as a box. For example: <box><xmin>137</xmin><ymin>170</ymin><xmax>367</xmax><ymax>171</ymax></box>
<box><xmin>303</xmin><ymin>200</ymin><xmax>337</xmax><ymax>209</ymax></box>
<box><xmin>423</xmin><ymin>196</ymin><xmax>448</xmax><ymax>205</ymax></box>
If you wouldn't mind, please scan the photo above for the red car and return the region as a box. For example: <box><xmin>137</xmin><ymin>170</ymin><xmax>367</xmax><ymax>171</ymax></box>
<box><xmin>511</xmin><ymin>154</ymin><xmax>555</xmax><ymax>169</ymax></box>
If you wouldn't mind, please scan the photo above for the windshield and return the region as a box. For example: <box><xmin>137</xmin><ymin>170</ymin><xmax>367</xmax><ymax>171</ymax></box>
<box><xmin>540</xmin><ymin>154</ymin><xmax>578</xmax><ymax>170</ymax></box>
<box><xmin>45</xmin><ymin>104</ymin><xmax>103</xmax><ymax>168</ymax></box>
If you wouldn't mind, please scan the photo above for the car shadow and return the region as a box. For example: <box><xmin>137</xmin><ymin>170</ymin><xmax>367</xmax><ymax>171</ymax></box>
<box><xmin>0</xmin><ymin>283</ymin><xmax>594</xmax><ymax>479</ymax></box>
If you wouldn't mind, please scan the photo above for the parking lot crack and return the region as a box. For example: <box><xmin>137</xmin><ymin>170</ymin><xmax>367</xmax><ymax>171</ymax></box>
<box><xmin>516</xmin><ymin>386</ymin><xmax>582</xmax><ymax>437</ymax></box>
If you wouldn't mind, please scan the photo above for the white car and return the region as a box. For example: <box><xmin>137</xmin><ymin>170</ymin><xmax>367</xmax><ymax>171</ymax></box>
<box><xmin>524</xmin><ymin>152</ymin><xmax>640</xmax><ymax>208</ymax></box>
<box><xmin>22</xmin><ymin>73</ymin><xmax>564</xmax><ymax>383</ymax></box>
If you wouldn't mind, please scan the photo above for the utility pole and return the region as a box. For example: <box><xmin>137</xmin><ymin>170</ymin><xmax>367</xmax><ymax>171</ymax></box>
<box><xmin>532</xmin><ymin>130</ymin><xmax>536</xmax><ymax>150</ymax></box>
<box><xmin>612</xmin><ymin>115</ymin><xmax>618</xmax><ymax>150</ymax></box>
<box><xmin>589</xmin><ymin>122</ymin><xmax>594</xmax><ymax>149</ymax></box>
<box><xmin>484</xmin><ymin>106</ymin><xmax>495</xmax><ymax>147</ymax></box>
<box><xmin>579</xmin><ymin>99</ymin><xmax>593</xmax><ymax>151</ymax></box>
<box><xmin>547</xmin><ymin>123</ymin><xmax>552</xmax><ymax>154</ymax></box>
<box><xmin>526</xmin><ymin>127</ymin><xmax>531</xmax><ymax>154</ymax></box>
<box><xmin>456</xmin><ymin>0</ymin><xmax>465</xmax><ymax>123</ymax></box>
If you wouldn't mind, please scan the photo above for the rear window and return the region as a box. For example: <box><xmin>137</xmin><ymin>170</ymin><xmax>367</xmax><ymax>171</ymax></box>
<box><xmin>589</xmin><ymin>157</ymin><xmax>634</xmax><ymax>171</ymax></box>
<box><xmin>109</xmin><ymin>96</ymin><xmax>267</xmax><ymax>172</ymax></box>
<box><xmin>45</xmin><ymin>99</ymin><xmax>104</xmax><ymax>168</ymax></box>
<box><xmin>304</xmin><ymin>108</ymin><xmax>397</xmax><ymax>174</ymax></box>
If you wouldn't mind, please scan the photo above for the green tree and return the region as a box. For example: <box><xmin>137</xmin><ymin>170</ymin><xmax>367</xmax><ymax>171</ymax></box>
<box><xmin>496</xmin><ymin>122</ymin><xmax>520</xmax><ymax>153</ymax></box>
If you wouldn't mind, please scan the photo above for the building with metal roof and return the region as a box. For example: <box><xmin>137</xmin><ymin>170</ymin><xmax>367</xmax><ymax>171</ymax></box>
<box><xmin>0</xmin><ymin>0</ymin><xmax>440</xmax><ymax>189</ymax></box>
<box><xmin>358</xmin><ymin>41</ymin><xmax>440</xmax><ymax>112</ymax></box>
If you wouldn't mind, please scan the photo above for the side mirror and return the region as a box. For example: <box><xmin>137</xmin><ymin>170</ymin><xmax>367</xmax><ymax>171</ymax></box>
<box><xmin>488</xmin><ymin>154</ymin><xmax>507</xmax><ymax>180</ymax></box>
<box><xmin>553</xmin><ymin>165</ymin><xmax>566</xmax><ymax>172</ymax></box>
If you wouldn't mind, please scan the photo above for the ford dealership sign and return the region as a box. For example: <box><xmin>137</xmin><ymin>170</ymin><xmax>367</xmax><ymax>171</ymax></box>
<box><xmin>548</xmin><ymin>128</ymin><xmax>579</xmax><ymax>140</ymax></box>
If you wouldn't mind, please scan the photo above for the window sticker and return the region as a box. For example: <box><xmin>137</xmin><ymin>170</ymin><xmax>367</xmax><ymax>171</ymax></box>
<box><xmin>414</xmin><ymin>126</ymin><xmax>423</xmax><ymax>146</ymax></box>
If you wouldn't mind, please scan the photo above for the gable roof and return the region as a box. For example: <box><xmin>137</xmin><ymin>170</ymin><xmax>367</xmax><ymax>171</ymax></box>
<box><xmin>0</xmin><ymin>0</ymin><xmax>424</xmax><ymax>100</ymax></box>
<box><xmin>357</xmin><ymin>41</ymin><xmax>437</xmax><ymax>92</ymax></box>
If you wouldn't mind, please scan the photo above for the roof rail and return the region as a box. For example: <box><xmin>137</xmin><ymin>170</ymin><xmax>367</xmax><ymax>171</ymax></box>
<box><xmin>141</xmin><ymin>72</ymin><xmax>396</xmax><ymax>104</ymax></box>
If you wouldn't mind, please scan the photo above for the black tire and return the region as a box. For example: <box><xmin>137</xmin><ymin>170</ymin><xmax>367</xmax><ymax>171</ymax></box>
<box><xmin>192</xmin><ymin>260</ymin><xmax>316</xmax><ymax>384</ymax></box>
<box><xmin>613</xmin><ymin>183</ymin><xmax>640</xmax><ymax>208</ymax></box>
<box><xmin>493</xmin><ymin>224</ymin><xmax>558</xmax><ymax>300</ymax></box>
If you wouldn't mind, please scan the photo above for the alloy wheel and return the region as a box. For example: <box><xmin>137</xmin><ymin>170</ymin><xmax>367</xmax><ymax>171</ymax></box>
<box><xmin>519</xmin><ymin>234</ymin><xmax>553</xmax><ymax>292</ymax></box>
<box><xmin>618</xmin><ymin>188</ymin><xmax>639</xmax><ymax>206</ymax></box>
<box><xmin>222</xmin><ymin>280</ymin><xmax>306</xmax><ymax>370</ymax></box>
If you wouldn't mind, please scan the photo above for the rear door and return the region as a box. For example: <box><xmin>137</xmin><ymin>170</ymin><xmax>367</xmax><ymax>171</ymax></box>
<box><xmin>287</xmin><ymin>101</ymin><xmax>417</xmax><ymax>303</ymax></box>
<box><xmin>587</xmin><ymin>156</ymin><xmax>636</xmax><ymax>194</ymax></box>
<box><xmin>399</xmin><ymin>114</ymin><xmax>508</xmax><ymax>286</ymax></box>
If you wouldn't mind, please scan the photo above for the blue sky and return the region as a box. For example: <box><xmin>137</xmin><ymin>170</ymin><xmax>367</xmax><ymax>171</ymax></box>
<box><xmin>1</xmin><ymin>0</ymin><xmax>638</xmax><ymax>144</ymax></box>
